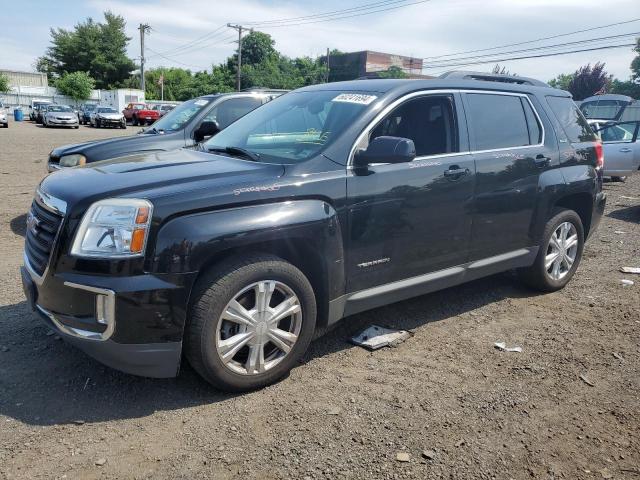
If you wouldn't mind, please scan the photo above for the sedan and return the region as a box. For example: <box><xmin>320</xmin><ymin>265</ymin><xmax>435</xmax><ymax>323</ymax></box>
<box><xmin>43</xmin><ymin>105</ymin><xmax>79</xmax><ymax>129</ymax></box>
<box><xmin>90</xmin><ymin>107</ymin><xmax>126</xmax><ymax>129</ymax></box>
<box><xmin>596</xmin><ymin>121</ymin><xmax>640</xmax><ymax>181</ymax></box>
<box><xmin>0</xmin><ymin>110</ymin><xmax>7</xmax><ymax>128</ymax></box>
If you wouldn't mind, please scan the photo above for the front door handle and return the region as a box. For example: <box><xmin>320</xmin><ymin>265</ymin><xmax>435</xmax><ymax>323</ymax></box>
<box><xmin>444</xmin><ymin>167</ymin><xmax>469</xmax><ymax>177</ymax></box>
<box><xmin>619</xmin><ymin>147</ymin><xmax>632</xmax><ymax>153</ymax></box>
<box><xmin>534</xmin><ymin>154</ymin><xmax>551</xmax><ymax>168</ymax></box>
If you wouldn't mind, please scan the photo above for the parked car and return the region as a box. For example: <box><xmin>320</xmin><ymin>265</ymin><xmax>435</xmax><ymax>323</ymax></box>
<box><xmin>0</xmin><ymin>110</ymin><xmax>7</xmax><ymax>128</ymax></box>
<box><xmin>30</xmin><ymin>100</ymin><xmax>52</xmax><ymax>121</ymax></box>
<box><xmin>594</xmin><ymin>121</ymin><xmax>640</xmax><ymax>181</ymax></box>
<box><xmin>579</xmin><ymin>94</ymin><xmax>634</xmax><ymax>123</ymax></box>
<box><xmin>34</xmin><ymin>104</ymin><xmax>50</xmax><ymax>124</ymax></box>
<box><xmin>23</xmin><ymin>76</ymin><xmax>605</xmax><ymax>391</ymax></box>
<box><xmin>48</xmin><ymin>91</ymin><xmax>282</xmax><ymax>171</ymax></box>
<box><xmin>79</xmin><ymin>103</ymin><xmax>98</xmax><ymax>125</ymax></box>
<box><xmin>122</xmin><ymin>103</ymin><xmax>160</xmax><ymax>126</ymax></box>
<box><xmin>42</xmin><ymin>105</ymin><xmax>79</xmax><ymax>129</ymax></box>
<box><xmin>90</xmin><ymin>106</ymin><xmax>126</xmax><ymax>129</ymax></box>
<box><xmin>152</xmin><ymin>104</ymin><xmax>176</xmax><ymax>117</ymax></box>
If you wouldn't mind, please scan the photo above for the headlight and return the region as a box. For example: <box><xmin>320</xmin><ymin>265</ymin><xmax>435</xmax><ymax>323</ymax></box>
<box><xmin>59</xmin><ymin>154</ymin><xmax>87</xmax><ymax>167</ymax></box>
<box><xmin>71</xmin><ymin>198</ymin><xmax>153</xmax><ymax>258</ymax></box>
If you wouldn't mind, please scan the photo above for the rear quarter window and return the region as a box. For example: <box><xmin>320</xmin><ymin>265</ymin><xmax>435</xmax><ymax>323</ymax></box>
<box><xmin>546</xmin><ymin>96</ymin><xmax>596</xmax><ymax>143</ymax></box>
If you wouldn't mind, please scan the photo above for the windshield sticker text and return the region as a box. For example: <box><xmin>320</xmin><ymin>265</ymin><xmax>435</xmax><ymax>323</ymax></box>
<box><xmin>332</xmin><ymin>94</ymin><xmax>378</xmax><ymax>105</ymax></box>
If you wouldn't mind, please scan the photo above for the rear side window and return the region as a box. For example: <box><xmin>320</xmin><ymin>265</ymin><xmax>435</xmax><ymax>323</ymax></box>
<box><xmin>620</xmin><ymin>104</ymin><xmax>640</xmax><ymax>122</ymax></box>
<box><xmin>465</xmin><ymin>93</ymin><xmax>531</xmax><ymax>150</ymax></box>
<box><xmin>580</xmin><ymin>99</ymin><xmax>625</xmax><ymax>120</ymax></box>
<box><xmin>546</xmin><ymin>96</ymin><xmax>596</xmax><ymax>143</ymax></box>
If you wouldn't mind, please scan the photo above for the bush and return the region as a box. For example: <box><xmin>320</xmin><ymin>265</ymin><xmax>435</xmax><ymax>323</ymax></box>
<box><xmin>55</xmin><ymin>72</ymin><xmax>95</xmax><ymax>101</ymax></box>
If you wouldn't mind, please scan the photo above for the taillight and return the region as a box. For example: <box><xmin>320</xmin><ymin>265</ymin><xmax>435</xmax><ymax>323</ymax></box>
<box><xmin>594</xmin><ymin>142</ymin><xmax>604</xmax><ymax>169</ymax></box>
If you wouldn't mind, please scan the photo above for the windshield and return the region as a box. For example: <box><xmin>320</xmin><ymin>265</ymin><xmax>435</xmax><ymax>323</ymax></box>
<box><xmin>150</xmin><ymin>98</ymin><xmax>210</xmax><ymax>132</ymax></box>
<box><xmin>580</xmin><ymin>100</ymin><xmax>627</xmax><ymax>120</ymax></box>
<box><xmin>84</xmin><ymin>104</ymin><xmax>96</xmax><ymax>111</ymax></box>
<box><xmin>203</xmin><ymin>91</ymin><xmax>376</xmax><ymax>164</ymax></box>
<box><xmin>97</xmin><ymin>107</ymin><xmax>117</xmax><ymax>113</ymax></box>
<box><xmin>48</xmin><ymin>105</ymin><xmax>72</xmax><ymax>112</ymax></box>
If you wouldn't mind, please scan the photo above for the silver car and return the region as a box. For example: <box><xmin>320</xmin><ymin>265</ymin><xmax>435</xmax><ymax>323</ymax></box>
<box><xmin>43</xmin><ymin>105</ymin><xmax>79</xmax><ymax>129</ymax></box>
<box><xmin>596</xmin><ymin>121</ymin><xmax>640</xmax><ymax>181</ymax></box>
<box><xmin>90</xmin><ymin>106</ymin><xmax>126</xmax><ymax>129</ymax></box>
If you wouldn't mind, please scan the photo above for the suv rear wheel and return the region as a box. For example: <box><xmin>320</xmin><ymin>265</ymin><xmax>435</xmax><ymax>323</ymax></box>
<box><xmin>185</xmin><ymin>254</ymin><xmax>317</xmax><ymax>391</ymax></box>
<box><xmin>518</xmin><ymin>209</ymin><xmax>584</xmax><ymax>292</ymax></box>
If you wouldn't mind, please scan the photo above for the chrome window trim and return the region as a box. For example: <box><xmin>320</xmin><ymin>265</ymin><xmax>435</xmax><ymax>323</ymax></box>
<box><xmin>347</xmin><ymin>88</ymin><xmax>546</xmax><ymax>167</ymax></box>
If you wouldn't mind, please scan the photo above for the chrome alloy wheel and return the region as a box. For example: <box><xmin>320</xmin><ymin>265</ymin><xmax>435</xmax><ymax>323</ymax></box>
<box><xmin>215</xmin><ymin>280</ymin><xmax>302</xmax><ymax>375</ymax></box>
<box><xmin>545</xmin><ymin>221</ymin><xmax>578</xmax><ymax>281</ymax></box>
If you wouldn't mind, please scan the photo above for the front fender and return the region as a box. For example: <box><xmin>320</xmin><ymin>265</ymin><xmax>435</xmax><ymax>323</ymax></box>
<box><xmin>151</xmin><ymin>200</ymin><xmax>345</xmax><ymax>301</ymax></box>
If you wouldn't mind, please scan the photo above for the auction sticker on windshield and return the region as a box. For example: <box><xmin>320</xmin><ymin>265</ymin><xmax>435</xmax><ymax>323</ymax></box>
<box><xmin>332</xmin><ymin>93</ymin><xmax>378</xmax><ymax>105</ymax></box>
<box><xmin>194</xmin><ymin>100</ymin><xmax>209</xmax><ymax>106</ymax></box>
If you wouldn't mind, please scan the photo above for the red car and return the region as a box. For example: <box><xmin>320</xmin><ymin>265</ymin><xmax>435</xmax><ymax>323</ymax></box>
<box><xmin>122</xmin><ymin>103</ymin><xmax>160</xmax><ymax>126</ymax></box>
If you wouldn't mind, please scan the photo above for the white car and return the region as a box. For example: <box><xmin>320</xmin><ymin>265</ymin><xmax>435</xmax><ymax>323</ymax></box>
<box><xmin>0</xmin><ymin>103</ymin><xmax>7</xmax><ymax>128</ymax></box>
<box><xmin>43</xmin><ymin>105</ymin><xmax>79</xmax><ymax>129</ymax></box>
<box><xmin>596</xmin><ymin>121</ymin><xmax>640</xmax><ymax>181</ymax></box>
<box><xmin>90</xmin><ymin>106</ymin><xmax>126</xmax><ymax>129</ymax></box>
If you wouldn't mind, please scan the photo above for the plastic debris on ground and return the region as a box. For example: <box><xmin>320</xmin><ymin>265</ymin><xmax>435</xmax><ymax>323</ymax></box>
<box><xmin>494</xmin><ymin>341</ymin><xmax>522</xmax><ymax>353</ymax></box>
<box><xmin>620</xmin><ymin>279</ymin><xmax>634</xmax><ymax>286</ymax></box>
<box><xmin>350</xmin><ymin>325</ymin><xmax>410</xmax><ymax>351</ymax></box>
<box><xmin>620</xmin><ymin>267</ymin><xmax>640</xmax><ymax>274</ymax></box>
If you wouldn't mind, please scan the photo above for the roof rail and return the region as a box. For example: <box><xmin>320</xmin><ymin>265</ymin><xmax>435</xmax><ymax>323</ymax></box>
<box><xmin>438</xmin><ymin>71</ymin><xmax>549</xmax><ymax>87</ymax></box>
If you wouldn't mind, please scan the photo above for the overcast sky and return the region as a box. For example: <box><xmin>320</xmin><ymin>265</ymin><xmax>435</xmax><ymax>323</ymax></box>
<box><xmin>1</xmin><ymin>0</ymin><xmax>638</xmax><ymax>81</ymax></box>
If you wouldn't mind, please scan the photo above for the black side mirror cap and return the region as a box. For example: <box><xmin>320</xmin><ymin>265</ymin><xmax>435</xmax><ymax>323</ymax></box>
<box><xmin>194</xmin><ymin>120</ymin><xmax>221</xmax><ymax>143</ymax></box>
<box><xmin>354</xmin><ymin>136</ymin><xmax>416</xmax><ymax>169</ymax></box>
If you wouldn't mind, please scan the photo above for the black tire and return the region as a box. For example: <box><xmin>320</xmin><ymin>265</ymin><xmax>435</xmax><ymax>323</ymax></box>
<box><xmin>611</xmin><ymin>176</ymin><xmax>627</xmax><ymax>182</ymax></box>
<box><xmin>96</xmin><ymin>119</ymin><xmax>101</xmax><ymax>128</ymax></box>
<box><xmin>518</xmin><ymin>209</ymin><xmax>584</xmax><ymax>292</ymax></box>
<box><xmin>185</xmin><ymin>254</ymin><xmax>317</xmax><ymax>392</ymax></box>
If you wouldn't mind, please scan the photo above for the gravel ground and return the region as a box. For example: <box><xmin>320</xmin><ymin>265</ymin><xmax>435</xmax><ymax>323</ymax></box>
<box><xmin>0</xmin><ymin>120</ymin><xmax>639</xmax><ymax>480</ymax></box>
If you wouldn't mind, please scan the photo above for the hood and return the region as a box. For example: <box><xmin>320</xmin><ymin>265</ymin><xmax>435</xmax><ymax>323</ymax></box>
<box><xmin>50</xmin><ymin>131</ymin><xmax>182</xmax><ymax>163</ymax></box>
<box><xmin>40</xmin><ymin>148</ymin><xmax>285</xmax><ymax>214</ymax></box>
<box><xmin>48</xmin><ymin>112</ymin><xmax>75</xmax><ymax>118</ymax></box>
<box><xmin>96</xmin><ymin>112</ymin><xmax>123</xmax><ymax>120</ymax></box>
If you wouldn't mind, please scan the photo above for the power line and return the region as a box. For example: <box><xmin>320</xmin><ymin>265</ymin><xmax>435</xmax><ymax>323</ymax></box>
<box><xmin>422</xmin><ymin>17</ymin><xmax>640</xmax><ymax>61</ymax></box>
<box><xmin>145</xmin><ymin>47</ymin><xmax>212</xmax><ymax>70</ymax></box>
<box><xmin>148</xmin><ymin>24</ymin><xmax>228</xmax><ymax>58</ymax></box>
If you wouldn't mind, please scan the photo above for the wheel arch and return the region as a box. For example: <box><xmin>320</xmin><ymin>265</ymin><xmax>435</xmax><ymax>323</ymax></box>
<box><xmin>552</xmin><ymin>192</ymin><xmax>593</xmax><ymax>238</ymax></box>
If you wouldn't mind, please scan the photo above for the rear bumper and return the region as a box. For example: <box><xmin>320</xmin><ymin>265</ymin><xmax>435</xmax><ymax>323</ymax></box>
<box><xmin>588</xmin><ymin>191</ymin><xmax>606</xmax><ymax>240</ymax></box>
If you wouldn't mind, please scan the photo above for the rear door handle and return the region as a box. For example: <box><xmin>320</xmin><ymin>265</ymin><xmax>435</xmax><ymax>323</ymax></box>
<box><xmin>619</xmin><ymin>147</ymin><xmax>632</xmax><ymax>153</ymax></box>
<box><xmin>444</xmin><ymin>167</ymin><xmax>469</xmax><ymax>177</ymax></box>
<box><xmin>534</xmin><ymin>154</ymin><xmax>551</xmax><ymax>168</ymax></box>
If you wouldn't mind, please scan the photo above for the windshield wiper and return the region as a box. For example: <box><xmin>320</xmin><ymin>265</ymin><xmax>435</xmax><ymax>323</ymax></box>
<box><xmin>207</xmin><ymin>146</ymin><xmax>260</xmax><ymax>162</ymax></box>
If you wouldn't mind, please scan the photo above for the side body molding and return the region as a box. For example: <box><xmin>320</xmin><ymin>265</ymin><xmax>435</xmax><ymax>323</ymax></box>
<box><xmin>151</xmin><ymin>199</ymin><xmax>346</xmax><ymax>308</ymax></box>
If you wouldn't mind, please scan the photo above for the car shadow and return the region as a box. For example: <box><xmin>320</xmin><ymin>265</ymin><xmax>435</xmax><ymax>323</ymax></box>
<box><xmin>0</xmin><ymin>272</ymin><xmax>537</xmax><ymax>427</ymax></box>
<box><xmin>607</xmin><ymin>204</ymin><xmax>639</xmax><ymax>224</ymax></box>
<box><xmin>10</xmin><ymin>213</ymin><xmax>27</xmax><ymax>237</ymax></box>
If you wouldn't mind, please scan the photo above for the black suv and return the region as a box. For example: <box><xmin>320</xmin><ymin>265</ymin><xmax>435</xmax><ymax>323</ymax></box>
<box><xmin>47</xmin><ymin>90</ymin><xmax>284</xmax><ymax>171</ymax></box>
<box><xmin>22</xmin><ymin>77</ymin><xmax>606</xmax><ymax>391</ymax></box>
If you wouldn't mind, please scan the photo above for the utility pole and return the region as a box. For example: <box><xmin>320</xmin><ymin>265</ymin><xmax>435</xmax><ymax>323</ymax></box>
<box><xmin>326</xmin><ymin>48</ymin><xmax>330</xmax><ymax>83</ymax></box>
<box><xmin>139</xmin><ymin>23</ymin><xmax>150</xmax><ymax>94</ymax></box>
<box><xmin>227</xmin><ymin>24</ymin><xmax>251</xmax><ymax>91</ymax></box>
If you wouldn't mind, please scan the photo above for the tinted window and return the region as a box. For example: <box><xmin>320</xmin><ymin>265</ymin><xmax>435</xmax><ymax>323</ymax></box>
<box><xmin>466</xmin><ymin>93</ymin><xmax>530</xmax><ymax>150</ymax></box>
<box><xmin>620</xmin><ymin>104</ymin><xmax>640</xmax><ymax>122</ymax></box>
<box><xmin>522</xmin><ymin>98</ymin><xmax>542</xmax><ymax>144</ymax></box>
<box><xmin>547</xmin><ymin>96</ymin><xmax>596</xmax><ymax>143</ymax></box>
<box><xmin>580</xmin><ymin>100</ymin><xmax>625</xmax><ymax>120</ymax></box>
<box><xmin>598</xmin><ymin>122</ymin><xmax>637</xmax><ymax>143</ymax></box>
<box><xmin>370</xmin><ymin>95</ymin><xmax>458</xmax><ymax>156</ymax></box>
<box><xmin>204</xmin><ymin>97</ymin><xmax>264</xmax><ymax>129</ymax></box>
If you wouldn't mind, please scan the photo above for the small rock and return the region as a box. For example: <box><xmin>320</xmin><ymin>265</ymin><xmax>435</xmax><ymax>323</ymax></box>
<box><xmin>620</xmin><ymin>279</ymin><xmax>634</xmax><ymax>286</ymax></box>
<box><xmin>230</xmin><ymin>426</ymin><xmax>237</xmax><ymax>432</ymax></box>
<box><xmin>612</xmin><ymin>352</ymin><xmax>623</xmax><ymax>360</ymax></box>
<box><xmin>600</xmin><ymin>468</ymin><xmax>613</xmax><ymax>479</ymax></box>
<box><xmin>455</xmin><ymin>439</ymin><xmax>465</xmax><ymax>448</ymax></box>
<box><xmin>422</xmin><ymin>449</ymin><xmax>436</xmax><ymax>460</ymax></box>
<box><xmin>396</xmin><ymin>452</ymin><xmax>410</xmax><ymax>462</ymax></box>
<box><xmin>95</xmin><ymin>458</ymin><xmax>107</xmax><ymax>466</ymax></box>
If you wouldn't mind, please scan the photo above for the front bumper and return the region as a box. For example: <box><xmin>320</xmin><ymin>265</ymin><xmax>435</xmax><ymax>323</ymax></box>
<box><xmin>47</xmin><ymin>118</ymin><xmax>78</xmax><ymax>126</ymax></box>
<box><xmin>21</xmin><ymin>256</ymin><xmax>196</xmax><ymax>378</ymax></box>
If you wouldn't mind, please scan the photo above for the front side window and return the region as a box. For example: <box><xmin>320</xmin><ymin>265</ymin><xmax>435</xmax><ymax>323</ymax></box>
<box><xmin>620</xmin><ymin>104</ymin><xmax>640</xmax><ymax>122</ymax></box>
<box><xmin>547</xmin><ymin>96</ymin><xmax>597</xmax><ymax>143</ymax></box>
<box><xmin>368</xmin><ymin>95</ymin><xmax>458</xmax><ymax>156</ymax></box>
<box><xmin>203</xmin><ymin>97</ymin><xmax>264</xmax><ymax>129</ymax></box>
<box><xmin>150</xmin><ymin>98</ymin><xmax>211</xmax><ymax>133</ymax></box>
<box><xmin>597</xmin><ymin>122</ymin><xmax>638</xmax><ymax>143</ymax></box>
<box><xmin>204</xmin><ymin>91</ymin><xmax>376</xmax><ymax>164</ymax></box>
<box><xmin>466</xmin><ymin>93</ymin><xmax>532</xmax><ymax>150</ymax></box>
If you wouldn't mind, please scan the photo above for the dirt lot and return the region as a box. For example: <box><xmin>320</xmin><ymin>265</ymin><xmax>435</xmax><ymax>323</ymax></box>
<box><xmin>0</xmin><ymin>120</ymin><xmax>638</xmax><ymax>480</ymax></box>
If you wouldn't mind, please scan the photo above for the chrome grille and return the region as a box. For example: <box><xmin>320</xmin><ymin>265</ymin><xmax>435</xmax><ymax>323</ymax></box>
<box><xmin>24</xmin><ymin>200</ymin><xmax>63</xmax><ymax>276</ymax></box>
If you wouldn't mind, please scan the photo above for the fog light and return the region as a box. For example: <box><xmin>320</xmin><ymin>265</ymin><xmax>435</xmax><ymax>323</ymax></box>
<box><xmin>95</xmin><ymin>294</ymin><xmax>109</xmax><ymax>325</ymax></box>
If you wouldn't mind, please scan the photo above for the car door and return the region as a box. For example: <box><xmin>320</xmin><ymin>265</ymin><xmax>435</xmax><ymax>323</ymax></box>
<box><xmin>346</xmin><ymin>91</ymin><xmax>475</xmax><ymax>292</ymax></box>
<box><xmin>597</xmin><ymin>121</ymin><xmax>640</xmax><ymax>177</ymax></box>
<box><xmin>463</xmin><ymin>91</ymin><xmax>555</xmax><ymax>262</ymax></box>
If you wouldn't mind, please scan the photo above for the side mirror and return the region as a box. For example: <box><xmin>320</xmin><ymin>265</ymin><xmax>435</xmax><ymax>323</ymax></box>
<box><xmin>194</xmin><ymin>120</ymin><xmax>221</xmax><ymax>143</ymax></box>
<box><xmin>354</xmin><ymin>136</ymin><xmax>416</xmax><ymax>169</ymax></box>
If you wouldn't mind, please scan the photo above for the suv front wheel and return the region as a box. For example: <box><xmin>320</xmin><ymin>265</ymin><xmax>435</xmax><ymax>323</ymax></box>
<box><xmin>518</xmin><ymin>209</ymin><xmax>584</xmax><ymax>292</ymax></box>
<box><xmin>185</xmin><ymin>254</ymin><xmax>317</xmax><ymax>391</ymax></box>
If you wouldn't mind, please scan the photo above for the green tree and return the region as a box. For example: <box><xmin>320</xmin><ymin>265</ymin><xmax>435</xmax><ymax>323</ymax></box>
<box><xmin>548</xmin><ymin>73</ymin><xmax>574</xmax><ymax>91</ymax></box>
<box><xmin>55</xmin><ymin>71</ymin><xmax>95</xmax><ymax>100</ymax></box>
<box><xmin>36</xmin><ymin>11</ymin><xmax>135</xmax><ymax>89</ymax></box>
<box><xmin>567</xmin><ymin>63</ymin><xmax>611</xmax><ymax>101</ymax></box>
<box><xmin>0</xmin><ymin>73</ymin><xmax>10</xmax><ymax>93</ymax></box>
<box><xmin>631</xmin><ymin>37</ymin><xmax>640</xmax><ymax>82</ymax></box>
<box><xmin>609</xmin><ymin>79</ymin><xmax>640</xmax><ymax>98</ymax></box>
<box><xmin>376</xmin><ymin>66</ymin><xmax>409</xmax><ymax>79</ymax></box>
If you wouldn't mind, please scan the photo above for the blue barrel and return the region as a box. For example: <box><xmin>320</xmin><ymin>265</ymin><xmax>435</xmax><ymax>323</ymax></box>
<box><xmin>14</xmin><ymin>108</ymin><xmax>24</xmax><ymax>121</ymax></box>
